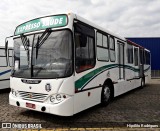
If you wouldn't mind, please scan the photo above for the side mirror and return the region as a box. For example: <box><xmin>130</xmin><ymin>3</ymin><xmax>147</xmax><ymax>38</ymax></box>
<box><xmin>80</xmin><ymin>34</ymin><xmax>87</xmax><ymax>47</ymax></box>
<box><xmin>5</xmin><ymin>36</ymin><xmax>14</xmax><ymax>49</ymax></box>
<box><xmin>5</xmin><ymin>36</ymin><xmax>14</xmax><ymax>67</ymax></box>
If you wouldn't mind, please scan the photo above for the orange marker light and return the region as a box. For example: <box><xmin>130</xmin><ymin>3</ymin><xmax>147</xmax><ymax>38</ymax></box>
<box><xmin>88</xmin><ymin>92</ymin><xmax>91</xmax><ymax>97</ymax></box>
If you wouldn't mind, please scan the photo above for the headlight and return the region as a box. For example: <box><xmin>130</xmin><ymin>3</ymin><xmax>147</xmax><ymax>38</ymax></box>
<box><xmin>50</xmin><ymin>95</ymin><xmax>55</xmax><ymax>102</ymax></box>
<box><xmin>56</xmin><ymin>94</ymin><xmax>61</xmax><ymax>101</ymax></box>
<box><xmin>48</xmin><ymin>94</ymin><xmax>68</xmax><ymax>104</ymax></box>
<box><xmin>11</xmin><ymin>89</ymin><xmax>19</xmax><ymax>97</ymax></box>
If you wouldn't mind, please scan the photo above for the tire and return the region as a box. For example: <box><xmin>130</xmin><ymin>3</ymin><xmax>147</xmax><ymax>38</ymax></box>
<box><xmin>140</xmin><ymin>78</ymin><xmax>145</xmax><ymax>88</ymax></box>
<box><xmin>101</xmin><ymin>84</ymin><xmax>111</xmax><ymax>106</ymax></box>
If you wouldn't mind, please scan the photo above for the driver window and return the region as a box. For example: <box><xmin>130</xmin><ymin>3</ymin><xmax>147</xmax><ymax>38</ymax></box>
<box><xmin>75</xmin><ymin>33</ymin><xmax>95</xmax><ymax>73</ymax></box>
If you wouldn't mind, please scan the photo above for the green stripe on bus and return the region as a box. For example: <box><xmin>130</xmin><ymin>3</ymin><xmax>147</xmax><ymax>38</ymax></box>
<box><xmin>124</xmin><ymin>65</ymin><xmax>140</xmax><ymax>72</ymax></box>
<box><xmin>75</xmin><ymin>64</ymin><xmax>150</xmax><ymax>90</ymax></box>
<box><xmin>75</xmin><ymin>64</ymin><xmax>118</xmax><ymax>89</ymax></box>
<box><xmin>144</xmin><ymin>66</ymin><xmax>150</xmax><ymax>72</ymax></box>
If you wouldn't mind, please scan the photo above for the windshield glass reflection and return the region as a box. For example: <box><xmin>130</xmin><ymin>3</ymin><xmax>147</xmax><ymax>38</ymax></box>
<box><xmin>12</xmin><ymin>30</ymin><xmax>73</xmax><ymax>79</ymax></box>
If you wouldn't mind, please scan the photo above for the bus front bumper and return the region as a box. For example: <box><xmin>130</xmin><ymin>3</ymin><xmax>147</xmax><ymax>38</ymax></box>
<box><xmin>9</xmin><ymin>93</ymin><xmax>74</xmax><ymax>116</ymax></box>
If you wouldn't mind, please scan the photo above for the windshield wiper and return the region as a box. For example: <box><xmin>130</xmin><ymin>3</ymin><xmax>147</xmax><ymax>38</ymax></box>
<box><xmin>20</xmin><ymin>34</ymin><xmax>30</xmax><ymax>50</ymax></box>
<box><xmin>20</xmin><ymin>34</ymin><xmax>30</xmax><ymax>64</ymax></box>
<box><xmin>34</xmin><ymin>28</ymin><xmax>52</xmax><ymax>58</ymax></box>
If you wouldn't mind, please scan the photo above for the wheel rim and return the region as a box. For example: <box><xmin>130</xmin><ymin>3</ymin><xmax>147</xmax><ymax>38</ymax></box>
<box><xmin>103</xmin><ymin>86</ymin><xmax>111</xmax><ymax>102</ymax></box>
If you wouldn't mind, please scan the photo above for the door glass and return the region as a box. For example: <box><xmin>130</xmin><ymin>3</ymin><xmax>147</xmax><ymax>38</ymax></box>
<box><xmin>118</xmin><ymin>43</ymin><xmax>124</xmax><ymax>79</ymax></box>
<box><xmin>134</xmin><ymin>48</ymin><xmax>138</xmax><ymax>66</ymax></box>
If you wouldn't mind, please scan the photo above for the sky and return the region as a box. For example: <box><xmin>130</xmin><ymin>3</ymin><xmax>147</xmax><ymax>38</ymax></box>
<box><xmin>0</xmin><ymin>0</ymin><xmax>160</xmax><ymax>46</ymax></box>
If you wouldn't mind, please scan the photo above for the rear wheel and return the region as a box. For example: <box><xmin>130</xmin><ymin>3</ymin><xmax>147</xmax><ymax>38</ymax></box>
<box><xmin>101</xmin><ymin>84</ymin><xmax>111</xmax><ymax>106</ymax></box>
<box><xmin>140</xmin><ymin>78</ymin><xmax>145</xmax><ymax>88</ymax></box>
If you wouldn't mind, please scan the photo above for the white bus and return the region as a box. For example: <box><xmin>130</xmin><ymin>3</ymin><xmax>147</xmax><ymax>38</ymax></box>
<box><xmin>9</xmin><ymin>13</ymin><xmax>151</xmax><ymax>116</ymax></box>
<box><xmin>0</xmin><ymin>37</ymin><xmax>13</xmax><ymax>89</ymax></box>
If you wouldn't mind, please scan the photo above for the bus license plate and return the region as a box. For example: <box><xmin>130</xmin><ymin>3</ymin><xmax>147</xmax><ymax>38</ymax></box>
<box><xmin>26</xmin><ymin>102</ymin><xmax>36</xmax><ymax>109</ymax></box>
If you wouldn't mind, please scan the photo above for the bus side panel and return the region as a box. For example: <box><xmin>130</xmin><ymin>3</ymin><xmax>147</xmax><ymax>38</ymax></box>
<box><xmin>0</xmin><ymin>80</ymin><xmax>10</xmax><ymax>89</ymax></box>
<box><xmin>114</xmin><ymin>80</ymin><xmax>133</xmax><ymax>97</ymax></box>
<box><xmin>58</xmin><ymin>76</ymin><xmax>75</xmax><ymax>95</ymax></box>
<box><xmin>114</xmin><ymin>79</ymin><xmax>142</xmax><ymax>97</ymax></box>
<box><xmin>74</xmin><ymin>88</ymin><xmax>101</xmax><ymax>114</ymax></box>
<box><xmin>134</xmin><ymin>79</ymin><xmax>141</xmax><ymax>88</ymax></box>
<box><xmin>144</xmin><ymin>65</ymin><xmax>151</xmax><ymax>84</ymax></box>
<box><xmin>73</xmin><ymin>64</ymin><xmax>118</xmax><ymax>114</ymax></box>
<box><xmin>0</xmin><ymin>44</ymin><xmax>13</xmax><ymax>89</ymax></box>
<box><xmin>0</xmin><ymin>67</ymin><xmax>11</xmax><ymax>89</ymax></box>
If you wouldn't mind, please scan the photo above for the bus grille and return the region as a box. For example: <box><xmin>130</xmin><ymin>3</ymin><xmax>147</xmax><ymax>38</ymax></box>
<box><xmin>18</xmin><ymin>91</ymin><xmax>48</xmax><ymax>102</ymax></box>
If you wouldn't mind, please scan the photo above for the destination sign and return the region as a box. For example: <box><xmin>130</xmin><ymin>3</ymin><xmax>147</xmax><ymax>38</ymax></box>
<box><xmin>15</xmin><ymin>15</ymin><xmax>67</xmax><ymax>35</ymax></box>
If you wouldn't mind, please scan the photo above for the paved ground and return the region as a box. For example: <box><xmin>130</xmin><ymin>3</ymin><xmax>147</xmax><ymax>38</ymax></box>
<box><xmin>0</xmin><ymin>79</ymin><xmax>160</xmax><ymax>130</ymax></box>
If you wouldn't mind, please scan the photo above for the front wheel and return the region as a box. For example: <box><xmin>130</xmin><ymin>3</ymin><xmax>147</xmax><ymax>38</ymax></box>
<box><xmin>101</xmin><ymin>84</ymin><xmax>111</xmax><ymax>106</ymax></box>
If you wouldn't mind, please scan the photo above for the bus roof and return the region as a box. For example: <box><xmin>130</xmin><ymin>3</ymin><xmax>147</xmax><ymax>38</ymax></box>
<box><xmin>127</xmin><ymin>39</ymin><xmax>144</xmax><ymax>49</ymax></box>
<box><xmin>74</xmin><ymin>13</ymin><xmax>126</xmax><ymax>41</ymax></box>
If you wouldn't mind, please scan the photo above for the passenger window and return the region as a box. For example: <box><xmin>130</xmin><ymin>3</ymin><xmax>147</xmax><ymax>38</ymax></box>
<box><xmin>9</xmin><ymin>50</ymin><xmax>13</xmax><ymax>57</ymax></box>
<box><xmin>109</xmin><ymin>37</ymin><xmax>115</xmax><ymax>50</ymax></box>
<box><xmin>127</xmin><ymin>43</ymin><xmax>133</xmax><ymax>64</ymax></box>
<box><xmin>0</xmin><ymin>48</ymin><xmax>7</xmax><ymax>67</ymax></box>
<box><xmin>145</xmin><ymin>51</ymin><xmax>150</xmax><ymax>65</ymax></box>
<box><xmin>139</xmin><ymin>49</ymin><xmax>143</xmax><ymax>64</ymax></box>
<box><xmin>0</xmin><ymin>49</ymin><xmax>6</xmax><ymax>56</ymax></box>
<box><xmin>134</xmin><ymin>48</ymin><xmax>138</xmax><ymax>66</ymax></box>
<box><xmin>109</xmin><ymin>36</ymin><xmax>116</xmax><ymax>62</ymax></box>
<box><xmin>97</xmin><ymin>47</ymin><xmax>109</xmax><ymax>61</ymax></box>
<box><xmin>148</xmin><ymin>52</ymin><xmax>151</xmax><ymax>65</ymax></box>
<box><xmin>97</xmin><ymin>32</ymin><xmax>102</xmax><ymax>46</ymax></box>
<box><xmin>103</xmin><ymin>35</ymin><xmax>108</xmax><ymax>48</ymax></box>
<box><xmin>97</xmin><ymin>32</ymin><xmax>109</xmax><ymax>61</ymax></box>
<box><xmin>0</xmin><ymin>57</ymin><xmax>7</xmax><ymax>66</ymax></box>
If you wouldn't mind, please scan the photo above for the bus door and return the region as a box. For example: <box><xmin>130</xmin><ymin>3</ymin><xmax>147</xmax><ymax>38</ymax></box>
<box><xmin>117</xmin><ymin>42</ymin><xmax>125</xmax><ymax>80</ymax></box>
<box><xmin>5</xmin><ymin>36</ymin><xmax>14</xmax><ymax>67</ymax></box>
<box><xmin>134</xmin><ymin>47</ymin><xmax>139</xmax><ymax>78</ymax></box>
<box><xmin>139</xmin><ymin>48</ymin><xmax>144</xmax><ymax>78</ymax></box>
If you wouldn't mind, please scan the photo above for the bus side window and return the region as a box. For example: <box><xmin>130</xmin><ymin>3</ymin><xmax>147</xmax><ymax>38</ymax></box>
<box><xmin>109</xmin><ymin>36</ymin><xmax>116</xmax><ymax>62</ymax></box>
<box><xmin>134</xmin><ymin>48</ymin><xmax>138</xmax><ymax>66</ymax></box>
<box><xmin>148</xmin><ymin>52</ymin><xmax>151</xmax><ymax>65</ymax></box>
<box><xmin>97</xmin><ymin>32</ymin><xmax>102</xmax><ymax>46</ymax></box>
<box><xmin>97</xmin><ymin>32</ymin><xmax>109</xmax><ymax>61</ymax></box>
<box><xmin>145</xmin><ymin>51</ymin><xmax>150</xmax><ymax>65</ymax></box>
<box><xmin>127</xmin><ymin>43</ymin><xmax>133</xmax><ymax>64</ymax></box>
<box><xmin>144</xmin><ymin>51</ymin><xmax>146</xmax><ymax>65</ymax></box>
<box><xmin>0</xmin><ymin>48</ymin><xmax>7</xmax><ymax>67</ymax></box>
<box><xmin>140</xmin><ymin>49</ymin><xmax>143</xmax><ymax>64</ymax></box>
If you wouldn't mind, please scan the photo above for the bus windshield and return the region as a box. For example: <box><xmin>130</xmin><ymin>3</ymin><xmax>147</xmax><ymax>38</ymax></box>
<box><xmin>12</xmin><ymin>30</ymin><xmax>73</xmax><ymax>79</ymax></box>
